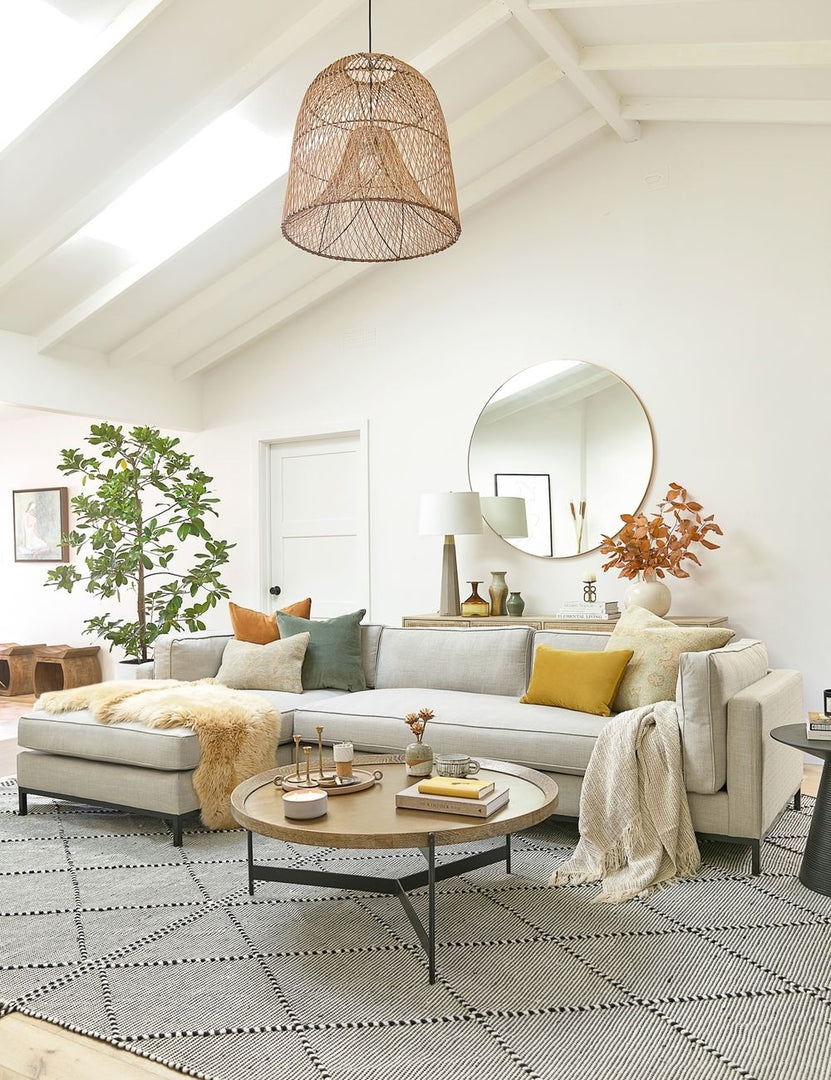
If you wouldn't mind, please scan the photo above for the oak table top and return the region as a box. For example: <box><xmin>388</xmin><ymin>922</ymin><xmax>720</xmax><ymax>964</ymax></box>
<box><xmin>231</xmin><ymin>758</ymin><xmax>560</xmax><ymax>850</ymax></box>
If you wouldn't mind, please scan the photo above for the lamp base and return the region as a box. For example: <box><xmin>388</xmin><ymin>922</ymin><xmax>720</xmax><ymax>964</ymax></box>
<box><xmin>439</xmin><ymin>535</ymin><xmax>461</xmax><ymax>616</ymax></box>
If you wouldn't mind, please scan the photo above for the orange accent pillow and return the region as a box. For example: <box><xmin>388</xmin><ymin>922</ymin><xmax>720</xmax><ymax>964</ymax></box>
<box><xmin>229</xmin><ymin>598</ymin><xmax>312</xmax><ymax>645</ymax></box>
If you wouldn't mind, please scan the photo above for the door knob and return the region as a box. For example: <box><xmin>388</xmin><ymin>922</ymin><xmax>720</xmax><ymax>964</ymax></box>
<box><xmin>269</xmin><ymin>585</ymin><xmax>282</xmax><ymax>597</ymax></box>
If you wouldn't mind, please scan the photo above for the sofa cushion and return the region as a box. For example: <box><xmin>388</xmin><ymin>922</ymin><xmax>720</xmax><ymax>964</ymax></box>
<box><xmin>294</xmin><ymin>687</ymin><xmax>609</xmax><ymax>775</ymax></box>
<box><xmin>18</xmin><ymin>710</ymin><xmax>203</xmax><ymax>771</ymax></box>
<box><xmin>606</xmin><ymin>606</ymin><xmax>734</xmax><ymax>711</ymax></box>
<box><xmin>521</xmin><ymin>646</ymin><xmax>633</xmax><ymax>716</ymax></box>
<box><xmin>215</xmin><ymin>633</ymin><xmax>310</xmax><ymax>692</ymax></box>
<box><xmin>229</xmin><ymin>598</ymin><xmax>312</xmax><ymax>644</ymax></box>
<box><xmin>277</xmin><ymin>609</ymin><xmax>367</xmax><ymax>691</ymax></box>
<box><xmin>374</xmin><ymin>626</ymin><xmax>532</xmax><ymax>697</ymax></box>
<box><xmin>677</xmin><ymin>638</ymin><xmax>768</xmax><ymax>794</ymax></box>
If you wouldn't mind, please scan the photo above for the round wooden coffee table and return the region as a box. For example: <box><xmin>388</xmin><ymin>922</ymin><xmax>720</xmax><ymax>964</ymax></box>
<box><xmin>231</xmin><ymin>757</ymin><xmax>559</xmax><ymax>982</ymax></box>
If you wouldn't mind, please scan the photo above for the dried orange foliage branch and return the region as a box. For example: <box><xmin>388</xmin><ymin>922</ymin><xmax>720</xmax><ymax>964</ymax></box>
<box><xmin>404</xmin><ymin>708</ymin><xmax>434</xmax><ymax>743</ymax></box>
<box><xmin>599</xmin><ymin>482</ymin><xmax>723</xmax><ymax>580</ymax></box>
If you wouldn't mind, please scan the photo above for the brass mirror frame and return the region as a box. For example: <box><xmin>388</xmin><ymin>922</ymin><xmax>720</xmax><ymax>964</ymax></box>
<box><xmin>467</xmin><ymin>359</ymin><xmax>655</xmax><ymax>560</ymax></box>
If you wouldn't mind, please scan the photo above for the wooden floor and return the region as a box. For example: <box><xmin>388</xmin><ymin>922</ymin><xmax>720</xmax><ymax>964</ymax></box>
<box><xmin>0</xmin><ymin>696</ymin><xmax>823</xmax><ymax>1080</ymax></box>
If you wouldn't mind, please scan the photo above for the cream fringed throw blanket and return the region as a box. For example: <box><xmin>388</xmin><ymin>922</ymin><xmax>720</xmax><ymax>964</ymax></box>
<box><xmin>550</xmin><ymin>700</ymin><xmax>700</xmax><ymax>903</ymax></box>
<box><xmin>34</xmin><ymin>680</ymin><xmax>282</xmax><ymax>830</ymax></box>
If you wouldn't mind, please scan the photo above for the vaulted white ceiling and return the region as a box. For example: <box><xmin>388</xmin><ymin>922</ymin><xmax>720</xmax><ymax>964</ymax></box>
<box><xmin>1</xmin><ymin>0</ymin><xmax>829</xmax><ymax>392</ymax></box>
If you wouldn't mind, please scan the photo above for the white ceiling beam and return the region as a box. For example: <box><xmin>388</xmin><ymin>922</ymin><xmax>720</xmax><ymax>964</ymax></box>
<box><xmin>108</xmin><ymin>240</ymin><xmax>294</xmax><ymax>367</ymax></box>
<box><xmin>0</xmin><ymin>0</ymin><xmax>362</xmax><ymax>297</ymax></box>
<box><xmin>503</xmin><ymin>0</ymin><xmax>640</xmax><ymax>142</ymax></box>
<box><xmin>530</xmin><ymin>0</ymin><xmax>742</xmax><ymax>7</ymax></box>
<box><xmin>582</xmin><ymin>41</ymin><xmax>831</xmax><ymax>70</ymax></box>
<box><xmin>622</xmin><ymin>97</ymin><xmax>831</xmax><ymax>124</ymax></box>
<box><xmin>0</xmin><ymin>0</ymin><xmax>173</xmax><ymax>155</ymax></box>
<box><xmin>173</xmin><ymin>110</ymin><xmax>606</xmax><ymax>380</ymax></box>
<box><xmin>42</xmin><ymin>3</ymin><xmax>516</xmax><ymax>357</ymax></box>
<box><xmin>452</xmin><ymin>60</ymin><xmax>563</xmax><ymax>143</ymax></box>
<box><xmin>112</xmin><ymin>58</ymin><xmax>564</xmax><ymax>370</ymax></box>
<box><xmin>411</xmin><ymin>0</ymin><xmax>511</xmax><ymax>70</ymax></box>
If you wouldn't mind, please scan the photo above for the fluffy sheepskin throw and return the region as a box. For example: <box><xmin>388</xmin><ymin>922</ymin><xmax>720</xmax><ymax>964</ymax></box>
<box><xmin>550</xmin><ymin>700</ymin><xmax>700</xmax><ymax>903</ymax></box>
<box><xmin>34</xmin><ymin>680</ymin><xmax>282</xmax><ymax>830</ymax></box>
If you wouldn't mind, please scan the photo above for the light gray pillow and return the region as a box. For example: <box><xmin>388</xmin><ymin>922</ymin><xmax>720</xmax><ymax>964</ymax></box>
<box><xmin>215</xmin><ymin>633</ymin><xmax>310</xmax><ymax>692</ymax></box>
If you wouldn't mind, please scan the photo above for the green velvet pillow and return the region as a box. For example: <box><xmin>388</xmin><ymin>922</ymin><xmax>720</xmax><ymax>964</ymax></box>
<box><xmin>276</xmin><ymin>609</ymin><xmax>367</xmax><ymax>691</ymax></box>
<box><xmin>520</xmin><ymin>646</ymin><xmax>634</xmax><ymax>716</ymax></box>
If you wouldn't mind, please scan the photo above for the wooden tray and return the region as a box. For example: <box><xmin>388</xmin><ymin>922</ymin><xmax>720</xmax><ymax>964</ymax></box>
<box><xmin>276</xmin><ymin>768</ymin><xmax>383</xmax><ymax>795</ymax></box>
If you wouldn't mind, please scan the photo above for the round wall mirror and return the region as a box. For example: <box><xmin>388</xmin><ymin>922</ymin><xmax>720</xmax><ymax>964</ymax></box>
<box><xmin>468</xmin><ymin>359</ymin><xmax>654</xmax><ymax>559</ymax></box>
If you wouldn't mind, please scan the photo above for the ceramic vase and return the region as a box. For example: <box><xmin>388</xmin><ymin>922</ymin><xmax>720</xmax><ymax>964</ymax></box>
<box><xmin>405</xmin><ymin>741</ymin><xmax>434</xmax><ymax>777</ymax></box>
<box><xmin>489</xmin><ymin>571</ymin><xmax>508</xmax><ymax>617</ymax></box>
<box><xmin>461</xmin><ymin>581</ymin><xmax>489</xmax><ymax>617</ymax></box>
<box><xmin>506</xmin><ymin>591</ymin><xmax>525</xmax><ymax>616</ymax></box>
<box><xmin>624</xmin><ymin>570</ymin><xmax>671</xmax><ymax>617</ymax></box>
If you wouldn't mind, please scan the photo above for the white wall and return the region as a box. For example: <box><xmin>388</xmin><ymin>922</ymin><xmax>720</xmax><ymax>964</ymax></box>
<box><xmin>1</xmin><ymin>122</ymin><xmax>829</xmax><ymax>715</ymax></box>
<box><xmin>199</xmin><ymin>122</ymin><xmax>831</xmax><ymax>711</ymax></box>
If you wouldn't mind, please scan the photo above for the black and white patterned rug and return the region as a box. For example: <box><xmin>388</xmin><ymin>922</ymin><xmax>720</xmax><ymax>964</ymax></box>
<box><xmin>1</xmin><ymin>777</ymin><xmax>829</xmax><ymax>1080</ymax></box>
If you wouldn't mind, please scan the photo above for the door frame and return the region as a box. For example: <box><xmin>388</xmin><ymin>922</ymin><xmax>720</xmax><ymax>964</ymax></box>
<box><xmin>255</xmin><ymin>421</ymin><xmax>371</xmax><ymax>617</ymax></box>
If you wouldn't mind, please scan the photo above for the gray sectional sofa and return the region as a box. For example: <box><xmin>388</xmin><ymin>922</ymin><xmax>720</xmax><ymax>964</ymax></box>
<box><xmin>16</xmin><ymin>623</ymin><xmax>804</xmax><ymax>868</ymax></box>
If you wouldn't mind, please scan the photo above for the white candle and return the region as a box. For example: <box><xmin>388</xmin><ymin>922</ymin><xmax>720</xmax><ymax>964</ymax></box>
<box><xmin>333</xmin><ymin>741</ymin><xmax>354</xmax><ymax>778</ymax></box>
<box><xmin>282</xmin><ymin>789</ymin><xmax>328</xmax><ymax>819</ymax></box>
<box><xmin>584</xmin><ymin>572</ymin><xmax>597</xmax><ymax>583</ymax></box>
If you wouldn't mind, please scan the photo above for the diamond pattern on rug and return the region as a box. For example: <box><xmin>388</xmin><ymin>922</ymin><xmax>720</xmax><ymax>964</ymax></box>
<box><xmin>662</xmin><ymin>990</ymin><xmax>831</xmax><ymax>1080</ymax></box>
<box><xmin>2</xmin><ymin>780</ymin><xmax>829</xmax><ymax>1080</ymax></box>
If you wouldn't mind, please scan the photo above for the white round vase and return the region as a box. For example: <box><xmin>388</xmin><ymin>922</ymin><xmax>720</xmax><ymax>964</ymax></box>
<box><xmin>624</xmin><ymin>572</ymin><xmax>672</xmax><ymax>617</ymax></box>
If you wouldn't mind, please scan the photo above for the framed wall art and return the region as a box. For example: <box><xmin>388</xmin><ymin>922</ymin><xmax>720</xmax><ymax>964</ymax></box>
<box><xmin>12</xmin><ymin>487</ymin><xmax>69</xmax><ymax>562</ymax></box>
<box><xmin>494</xmin><ymin>473</ymin><xmax>553</xmax><ymax>558</ymax></box>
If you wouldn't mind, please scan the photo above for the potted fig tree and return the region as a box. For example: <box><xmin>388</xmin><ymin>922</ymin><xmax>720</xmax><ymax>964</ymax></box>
<box><xmin>45</xmin><ymin>422</ymin><xmax>234</xmax><ymax>674</ymax></box>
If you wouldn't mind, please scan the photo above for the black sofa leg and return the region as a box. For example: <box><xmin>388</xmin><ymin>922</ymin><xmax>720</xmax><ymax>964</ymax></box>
<box><xmin>172</xmin><ymin>817</ymin><xmax>183</xmax><ymax>846</ymax></box>
<box><xmin>750</xmin><ymin>839</ymin><xmax>761</xmax><ymax>876</ymax></box>
<box><xmin>18</xmin><ymin>789</ymin><xmax>27</xmax><ymax>815</ymax></box>
<box><xmin>793</xmin><ymin>788</ymin><xmax>802</xmax><ymax>812</ymax></box>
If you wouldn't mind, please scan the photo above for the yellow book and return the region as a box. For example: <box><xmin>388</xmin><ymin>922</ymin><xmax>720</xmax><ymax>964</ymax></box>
<box><xmin>417</xmin><ymin>777</ymin><xmax>495</xmax><ymax>799</ymax></box>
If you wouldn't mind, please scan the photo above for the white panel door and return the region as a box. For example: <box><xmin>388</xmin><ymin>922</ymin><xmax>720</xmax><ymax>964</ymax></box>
<box><xmin>267</xmin><ymin>432</ymin><xmax>368</xmax><ymax>618</ymax></box>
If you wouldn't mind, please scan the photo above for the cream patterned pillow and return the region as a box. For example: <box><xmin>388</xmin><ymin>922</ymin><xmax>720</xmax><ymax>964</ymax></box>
<box><xmin>215</xmin><ymin>633</ymin><xmax>310</xmax><ymax>692</ymax></box>
<box><xmin>605</xmin><ymin>606</ymin><xmax>734</xmax><ymax>712</ymax></box>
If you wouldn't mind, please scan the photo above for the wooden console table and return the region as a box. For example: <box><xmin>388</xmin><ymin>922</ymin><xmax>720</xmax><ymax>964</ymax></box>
<box><xmin>0</xmin><ymin>643</ymin><xmax>46</xmax><ymax>697</ymax></box>
<box><xmin>32</xmin><ymin>645</ymin><xmax>102</xmax><ymax>694</ymax></box>
<box><xmin>402</xmin><ymin>614</ymin><xmax>729</xmax><ymax>631</ymax></box>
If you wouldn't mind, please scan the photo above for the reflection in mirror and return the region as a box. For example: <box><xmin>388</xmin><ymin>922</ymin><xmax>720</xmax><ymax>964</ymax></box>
<box><xmin>468</xmin><ymin>360</ymin><xmax>653</xmax><ymax>559</ymax></box>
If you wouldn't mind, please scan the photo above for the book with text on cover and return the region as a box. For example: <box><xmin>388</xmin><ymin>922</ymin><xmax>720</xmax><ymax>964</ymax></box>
<box><xmin>417</xmin><ymin>777</ymin><xmax>495</xmax><ymax>799</ymax></box>
<box><xmin>396</xmin><ymin>781</ymin><xmax>510</xmax><ymax>818</ymax></box>
<box><xmin>807</xmin><ymin>711</ymin><xmax>831</xmax><ymax>740</ymax></box>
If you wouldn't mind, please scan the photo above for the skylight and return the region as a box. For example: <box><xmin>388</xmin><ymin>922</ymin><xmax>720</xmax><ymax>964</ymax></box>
<box><xmin>0</xmin><ymin>0</ymin><xmax>90</xmax><ymax>150</ymax></box>
<box><xmin>78</xmin><ymin>111</ymin><xmax>292</xmax><ymax>263</ymax></box>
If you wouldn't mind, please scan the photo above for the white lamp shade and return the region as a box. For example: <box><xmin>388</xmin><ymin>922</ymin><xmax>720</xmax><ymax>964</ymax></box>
<box><xmin>419</xmin><ymin>492</ymin><xmax>482</xmax><ymax>536</ymax></box>
<box><xmin>481</xmin><ymin>496</ymin><xmax>528</xmax><ymax>539</ymax></box>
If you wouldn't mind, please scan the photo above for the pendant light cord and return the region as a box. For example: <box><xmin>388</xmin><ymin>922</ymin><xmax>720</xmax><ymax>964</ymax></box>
<box><xmin>368</xmin><ymin>0</ymin><xmax>372</xmax><ymax>54</ymax></box>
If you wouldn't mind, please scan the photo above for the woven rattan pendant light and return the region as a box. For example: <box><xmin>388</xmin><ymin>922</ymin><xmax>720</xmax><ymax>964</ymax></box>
<box><xmin>281</xmin><ymin>3</ymin><xmax>460</xmax><ymax>262</ymax></box>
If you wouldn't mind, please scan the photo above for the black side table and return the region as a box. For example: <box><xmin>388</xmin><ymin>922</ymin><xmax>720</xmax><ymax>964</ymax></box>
<box><xmin>770</xmin><ymin>723</ymin><xmax>831</xmax><ymax>896</ymax></box>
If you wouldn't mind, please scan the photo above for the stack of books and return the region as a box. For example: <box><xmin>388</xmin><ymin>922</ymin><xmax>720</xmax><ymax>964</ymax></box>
<box><xmin>554</xmin><ymin>600</ymin><xmax>620</xmax><ymax>621</ymax></box>
<box><xmin>807</xmin><ymin>712</ymin><xmax>831</xmax><ymax>740</ymax></box>
<box><xmin>395</xmin><ymin>776</ymin><xmax>509</xmax><ymax>817</ymax></box>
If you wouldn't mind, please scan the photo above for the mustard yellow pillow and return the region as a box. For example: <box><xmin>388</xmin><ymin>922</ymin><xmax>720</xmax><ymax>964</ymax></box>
<box><xmin>520</xmin><ymin>646</ymin><xmax>634</xmax><ymax>716</ymax></box>
<box><xmin>229</xmin><ymin>598</ymin><xmax>312</xmax><ymax>645</ymax></box>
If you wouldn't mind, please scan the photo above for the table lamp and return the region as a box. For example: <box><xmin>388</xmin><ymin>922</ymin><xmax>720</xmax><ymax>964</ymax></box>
<box><xmin>419</xmin><ymin>492</ymin><xmax>483</xmax><ymax>616</ymax></box>
<box><xmin>480</xmin><ymin>496</ymin><xmax>528</xmax><ymax>540</ymax></box>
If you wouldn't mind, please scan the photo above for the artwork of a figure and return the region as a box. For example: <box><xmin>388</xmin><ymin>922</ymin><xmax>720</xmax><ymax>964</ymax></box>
<box><xmin>13</xmin><ymin>488</ymin><xmax>68</xmax><ymax>562</ymax></box>
<box><xmin>20</xmin><ymin>501</ymin><xmax>50</xmax><ymax>556</ymax></box>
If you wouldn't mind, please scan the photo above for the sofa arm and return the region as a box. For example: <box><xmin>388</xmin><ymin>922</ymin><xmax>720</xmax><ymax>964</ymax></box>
<box><xmin>153</xmin><ymin>632</ymin><xmax>232</xmax><ymax>681</ymax></box>
<box><xmin>726</xmin><ymin>669</ymin><xmax>804</xmax><ymax>838</ymax></box>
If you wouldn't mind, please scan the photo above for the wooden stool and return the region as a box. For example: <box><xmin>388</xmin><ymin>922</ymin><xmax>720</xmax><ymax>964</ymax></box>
<box><xmin>0</xmin><ymin>643</ymin><xmax>46</xmax><ymax>697</ymax></box>
<box><xmin>33</xmin><ymin>645</ymin><xmax>102</xmax><ymax>694</ymax></box>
